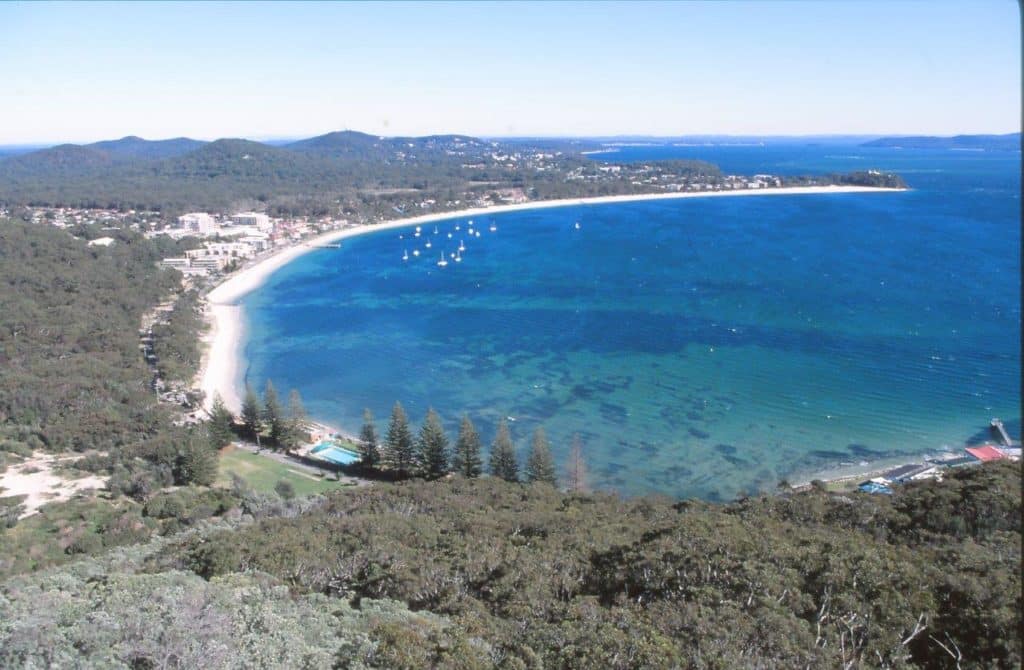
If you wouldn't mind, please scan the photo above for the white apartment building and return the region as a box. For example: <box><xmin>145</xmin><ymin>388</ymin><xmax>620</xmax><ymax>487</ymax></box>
<box><xmin>231</xmin><ymin>212</ymin><xmax>273</xmax><ymax>232</ymax></box>
<box><xmin>178</xmin><ymin>212</ymin><xmax>216</xmax><ymax>233</ymax></box>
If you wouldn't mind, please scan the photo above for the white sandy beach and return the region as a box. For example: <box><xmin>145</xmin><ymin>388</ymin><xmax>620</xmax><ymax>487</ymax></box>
<box><xmin>199</xmin><ymin>185</ymin><xmax>904</xmax><ymax>414</ymax></box>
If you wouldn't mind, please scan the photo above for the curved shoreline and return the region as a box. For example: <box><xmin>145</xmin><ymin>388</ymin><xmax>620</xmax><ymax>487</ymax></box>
<box><xmin>199</xmin><ymin>185</ymin><xmax>903</xmax><ymax>413</ymax></box>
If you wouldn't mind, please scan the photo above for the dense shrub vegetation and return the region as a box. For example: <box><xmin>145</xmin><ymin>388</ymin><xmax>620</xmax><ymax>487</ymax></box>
<box><xmin>0</xmin><ymin>219</ymin><xmax>222</xmax><ymax>559</ymax></box>
<box><xmin>152</xmin><ymin>462</ymin><xmax>1020</xmax><ymax>669</ymax></box>
<box><xmin>0</xmin><ymin>219</ymin><xmax>190</xmax><ymax>452</ymax></box>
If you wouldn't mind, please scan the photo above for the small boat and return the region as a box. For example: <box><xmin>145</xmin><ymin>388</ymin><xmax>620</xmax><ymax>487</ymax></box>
<box><xmin>455</xmin><ymin>224</ymin><xmax>460</xmax><ymax>231</ymax></box>
<box><xmin>433</xmin><ymin>226</ymin><xmax>438</xmax><ymax>234</ymax></box>
<box><xmin>458</xmin><ymin>240</ymin><xmax>466</xmax><ymax>252</ymax></box>
<box><xmin>413</xmin><ymin>249</ymin><xmax>420</xmax><ymax>257</ymax></box>
<box><xmin>447</xmin><ymin>232</ymin><xmax>453</xmax><ymax>239</ymax></box>
<box><xmin>402</xmin><ymin>249</ymin><xmax>409</xmax><ymax>261</ymax></box>
<box><xmin>574</xmin><ymin>222</ymin><xmax>581</xmax><ymax>230</ymax></box>
<box><xmin>437</xmin><ymin>253</ymin><xmax>448</xmax><ymax>267</ymax></box>
<box><xmin>455</xmin><ymin>249</ymin><xmax>462</xmax><ymax>263</ymax></box>
<box><xmin>414</xmin><ymin>231</ymin><xmax>421</xmax><ymax>237</ymax></box>
<box><xmin>425</xmin><ymin>240</ymin><xmax>432</xmax><ymax>248</ymax></box>
<box><xmin>450</xmin><ymin>251</ymin><xmax>456</xmax><ymax>258</ymax></box>
<box><xmin>468</xmin><ymin>220</ymin><xmax>473</xmax><ymax>225</ymax></box>
<box><xmin>475</xmin><ymin>231</ymin><xmax>481</xmax><ymax>238</ymax></box>
<box><xmin>489</xmin><ymin>223</ymin><xmax>497</xmax><ymax>232</ymax></box>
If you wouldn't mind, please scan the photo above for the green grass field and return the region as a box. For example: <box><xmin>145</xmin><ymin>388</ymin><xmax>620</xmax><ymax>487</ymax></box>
<box><xmin>217</xmin><ymin>448</ymin><xmax>349</xmax><ymax>497</ymax></box>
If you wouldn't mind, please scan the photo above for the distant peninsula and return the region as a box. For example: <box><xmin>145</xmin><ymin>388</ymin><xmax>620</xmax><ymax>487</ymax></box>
<box><xmin>0</xmin><ymin>130</ymin><xmax>906</xmax><ymax>218</ymax></box>
<box><xmin>861</xmin><ymin>133</ymin><xmax>1021</xmax><ymax>151</ymax></box>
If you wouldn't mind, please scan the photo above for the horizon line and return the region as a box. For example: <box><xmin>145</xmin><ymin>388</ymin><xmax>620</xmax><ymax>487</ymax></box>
<box><xmin>2</xmin><ymin>129</ymin><xmax>1021</xmax><ymax>149</ymax></box>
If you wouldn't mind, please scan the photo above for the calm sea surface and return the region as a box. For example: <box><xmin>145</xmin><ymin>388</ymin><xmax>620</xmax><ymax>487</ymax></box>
<box><xmin>241</xmin><ymin>144</ymin><xmax>1021</xmax><ymax>500</ymax></box>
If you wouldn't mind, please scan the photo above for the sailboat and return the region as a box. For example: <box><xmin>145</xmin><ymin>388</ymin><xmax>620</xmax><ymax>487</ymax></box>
<box><xmin>437</xmin><ymin>253</ymin><xmax>448</xmax><ymax>267</ymax></box>
<box><xmin>574</xmin><ymin>221</ymin><xmax>581</xmax><ymax>230</ymax></box>
<box><xmin>458</xmin><ymin>240</ymin><xmax>466</xmax><ymax>252</ymax></box>
<box><xmin>489</xmin><ymin>222</ymin><xmax>497</xmax><ymax>232</ymax></box>
<box><xmin>402</xmin><ymin>249</ymin><xmax>409</xmax><ymax>261</ymax></box>
<box><xmin>433</xmin><ymin>226</ymin><xmax>439</xmax><ymax>234</ymax></box>
<box><xmin>455</xmin><ymin>249</ymin><xmax>462</xmax><ymax>263</ymax></box>
<box><xmin>425</xmin><ymin>240</ymin><xmax>432</xmax><ymax>248</ymax></box>
<box><xmin>413</xmin><ymin>249</ymin><xmax>420</xmax><ymax>257</ymax></box>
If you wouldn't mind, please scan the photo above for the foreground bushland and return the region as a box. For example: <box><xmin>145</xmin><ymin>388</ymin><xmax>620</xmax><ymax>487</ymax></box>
<box><xmin>144</xmin><ymin>461</ymin><xmax>1021</xmax><ymax>669</ymax></box>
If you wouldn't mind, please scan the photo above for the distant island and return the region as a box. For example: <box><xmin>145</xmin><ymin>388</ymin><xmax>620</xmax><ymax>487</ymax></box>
<box><xmin>862</xmin><ymin>132</ymin><xmax>1021</xmax><ymax>151</ymax></box>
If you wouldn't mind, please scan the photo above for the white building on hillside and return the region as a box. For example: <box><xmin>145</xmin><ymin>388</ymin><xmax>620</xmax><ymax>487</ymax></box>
<box><xmin>231</xmin><ymin>212</ymin><xmax>273</xmax><ymax>232</ymax></box>
<box><xmin>178</xmin><ymin>212</ymin><xmax>216</xmax><ymax>233</ymax></box>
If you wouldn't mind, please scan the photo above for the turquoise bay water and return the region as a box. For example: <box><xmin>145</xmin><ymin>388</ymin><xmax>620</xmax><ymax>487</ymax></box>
<box><xmin>241</xmin><ymin>146</ymin><xmax>1020</xmax><ymax>500</ymax></box>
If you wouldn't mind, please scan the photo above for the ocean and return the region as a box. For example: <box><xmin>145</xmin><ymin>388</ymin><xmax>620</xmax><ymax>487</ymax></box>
<box><xmin>240</xmin><ymin>143</ymin><xmax>1021</xmax><ymax>500</ymax></box>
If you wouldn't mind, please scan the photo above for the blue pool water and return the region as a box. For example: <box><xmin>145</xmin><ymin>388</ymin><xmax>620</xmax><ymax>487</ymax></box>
<box><xmin>310</xmin><ymin>443</ymin><xmax>361</xmax><ymax>466</ymax></box>
<box><xmin>240</xmin><ymin>143</ymin><xmax>1020</xmax><ymax>500</ymax></box>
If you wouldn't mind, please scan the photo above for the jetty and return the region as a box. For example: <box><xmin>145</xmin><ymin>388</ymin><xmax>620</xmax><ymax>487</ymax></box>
<box><xmin>990</xmin><ymin>418</ymin><xmax>1012</xmax><ymax>447</ymax></box>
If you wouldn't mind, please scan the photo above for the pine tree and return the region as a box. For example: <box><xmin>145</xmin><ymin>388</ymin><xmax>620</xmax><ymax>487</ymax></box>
<box><xmin>489</xmin><ymin>418</ymin><xmax>519</xmax><ymax>482</ymax></box>
<box><xmin>452</xmin><ymin>414</ymin><xmax>483</xmax><ymax>478</ymax></box>
<box><xmin>526</xmin><ymin>427</ymin><xmax>558</xmax><ymax>486</ymax></box>
<box><xmin>283</xmin><ymin>389</ymin><xmax>306</xmax><ymax>453</ymax></box>
<box><xmin>384</xmin><ymin>401</ymin><xmax>415</xmax><ymax>477</ymax></box>
<box><xmin>566</xmin><ymin>433</ymin><xmax>589</xmax><ymax>493</ymax></box>
<box><xmin>263</xmin><ymin>380</ymin><xmax>285</xmax><ymax>448</ymax></box>
<box><xmin>358</xmin><ymin>408</ymin><xmax>381</xmax><ymax>468</ymax></box>
<box><xmin>176</xmin><ymin>433</ymin><xmax>218</xmax><ymax>486</ymax></box>
<box><xmin>417</xmin><ymin>408</ymin><xmax>449</xmax><ymax>479</ymax></box>
<box><xmin>240</xmin><ymin>384</ymin><xmax>262</xmax><ymax>442</ymax></box>
<box><xmin>207</xmin><ymin>393</ymin><xmax>235</xmax><ymax>450</ymax></box>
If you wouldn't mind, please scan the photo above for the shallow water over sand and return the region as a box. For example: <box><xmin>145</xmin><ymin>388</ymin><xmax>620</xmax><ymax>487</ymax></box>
<box><xmin>242</xmin><ymin>146</ymin><xmax>1021</xmax><ymax>499</ymax></box>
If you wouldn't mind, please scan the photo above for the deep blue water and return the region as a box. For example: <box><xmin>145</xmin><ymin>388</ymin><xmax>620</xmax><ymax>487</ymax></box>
<box><xmin>240</xmin><ymin>144</ymin><xmax>1021</xmax><ymax>500</ymax></box>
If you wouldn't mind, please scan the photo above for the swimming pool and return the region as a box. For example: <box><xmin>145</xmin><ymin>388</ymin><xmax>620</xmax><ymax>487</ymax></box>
<box><xmin>310</xmin><ymin>442</ymin><xmax>361</xmax><ymax>466</ymax></box>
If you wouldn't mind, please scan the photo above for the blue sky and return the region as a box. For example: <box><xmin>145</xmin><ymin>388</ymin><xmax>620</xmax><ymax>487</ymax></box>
<box><xmin>1</xmin><ymin>1</ymin><xmax>1019</xmax><ymax>143</ymax></box>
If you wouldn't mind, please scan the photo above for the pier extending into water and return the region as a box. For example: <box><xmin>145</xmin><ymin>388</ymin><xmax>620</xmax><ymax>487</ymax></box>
<box><xmin>991</xmin><ymin>418</ymin><xmax>1013</xmax><ymax>446</ymax></box>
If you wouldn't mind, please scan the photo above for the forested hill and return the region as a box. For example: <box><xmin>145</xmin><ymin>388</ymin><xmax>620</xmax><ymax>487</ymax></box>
<box><xmin>0</xmin><ymin>131</ymin><xmax>903</xmax><ymax>217</ymax></box>
<box><xmin>0</xmin><ymin>131</ymin><xmax>543</xmax><ymax>214</ymax></box>
<box><xmin>861</xmin><ymin>133</ymin><xmax>1021</xmax><ymax>150</ymax></box>
<box><xmin>88</xmin><ymin>136</ymin><xmax>207</xmax><ymax>161</ymax></box>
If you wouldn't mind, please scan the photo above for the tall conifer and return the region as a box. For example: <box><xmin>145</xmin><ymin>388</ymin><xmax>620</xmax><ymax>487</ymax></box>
<box><xmin>207</xmin><ymin>393</ymin><xmax>235</xmax><ymax>450</ymax></box>
<box><xmin>566</xmin><ymin>433</ymin><xmax>589</xmax><ymax>493</ymax></box>
<box><xmin>489</xmin><ymin>418</ymin><xmax>519</xmax><ymax>482</ymax></box>
<box><xmin>385</xmin><ymin>401</ymin><xmax>415</xmax><ymax>476</ymax></box>
<box><xmin>417</xmin><ymin>408</ymin><xmax>449</xmax><ymax>479</ymax></box>
<box><xmin>283</xmin><ymin>389</ymin><xmax>306</xmax><ymax>453</ymax></box>
<box><xmin>240</xmin><ymin>384</ymin><xmax>262</xmax><ymax>442</ymax></box>
<box><xmin>526</xmin><ymin>427</ymin><xmax>558</xmax><ymax>486</ymax></box>
<box><xmin>359</xmin><ymin>408</ymin><xmax>381</xmax><ymax>468</ymax></box>
<box><xmin>263</xmin><ymin>380</ymin><xmax>284</xmax><ymax>447</ymax></box>
<box><xmin>452</xmin><ymin>415</ymin><xmax>483</xmax><ymax>478</ymax></box>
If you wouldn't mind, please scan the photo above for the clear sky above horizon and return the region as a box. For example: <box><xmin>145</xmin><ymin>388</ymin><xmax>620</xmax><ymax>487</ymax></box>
<box><xmin>1</xmin><ymin>1</ymin><xmax>1019</xmax><ymax>144</ymax></box>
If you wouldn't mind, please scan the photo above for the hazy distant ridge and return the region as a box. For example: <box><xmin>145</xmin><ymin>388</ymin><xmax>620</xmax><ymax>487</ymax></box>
<box><xmin>861</xmin><ymin>133</ymin><xmax>1021</xmax><ymax>150</ymax></box>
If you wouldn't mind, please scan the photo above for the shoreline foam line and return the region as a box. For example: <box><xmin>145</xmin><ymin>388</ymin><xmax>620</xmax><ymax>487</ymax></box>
<box><xmin>198</xmin><ymin>185</ymin><xmax>904</xmax><ymax>414</ymax></box>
